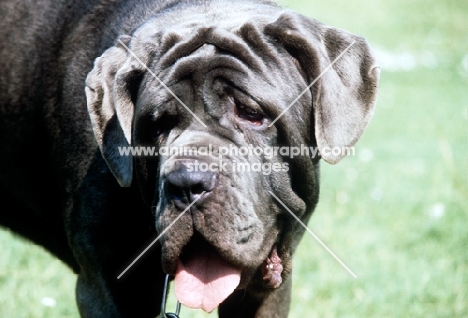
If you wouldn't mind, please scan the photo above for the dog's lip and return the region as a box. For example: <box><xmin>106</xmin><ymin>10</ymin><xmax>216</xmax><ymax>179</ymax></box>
<box><xmin>164</xmin><ymin>233</ymin><xmax>248</xmax><ymax>275</ymax></box>
<box><xmin>177</xmin><ymin>233</ymin><xmax>236</xmax><ymax>266</ymax></box>
<box><xmin>162</xmin><ymin>231</ymin><xmax>282</xmax><ymax>290</ymax></box>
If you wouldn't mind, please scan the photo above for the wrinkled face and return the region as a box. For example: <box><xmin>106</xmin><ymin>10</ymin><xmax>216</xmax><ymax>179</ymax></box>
<box><xmin>123</xmin><ymin>16</ymin><xmax>324</xmax><ymax>311</ymax></box>
<box><xmin>85</xmin><ymin>4</ymin><xmax>379</xmax><ymax>312</ymax></box>
<box><xmin>131</xmin><ymin>23</ymin><xmax>313</xmax><ymax>295</ymax></box>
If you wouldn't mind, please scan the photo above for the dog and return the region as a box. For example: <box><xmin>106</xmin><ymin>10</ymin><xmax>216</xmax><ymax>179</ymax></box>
<box><xmin>0</xmin><ymin>0</ymin><xmax>379</xmax><ymax>317</ymax></box>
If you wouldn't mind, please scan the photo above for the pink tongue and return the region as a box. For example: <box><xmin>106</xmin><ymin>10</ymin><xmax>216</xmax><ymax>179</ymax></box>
<box><xmin>174</xmin><ymin>248</ymin><xmax>241</xmax><ymax>313</ymax></box>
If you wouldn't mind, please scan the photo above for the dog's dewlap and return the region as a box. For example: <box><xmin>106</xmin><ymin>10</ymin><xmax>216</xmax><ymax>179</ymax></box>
<box><xmin>261</xmin><ymin>246</ymin><xmax>283</xmax><ymax>288</ymax></box>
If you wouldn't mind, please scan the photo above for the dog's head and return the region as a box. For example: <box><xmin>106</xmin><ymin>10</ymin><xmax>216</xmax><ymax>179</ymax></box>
<box><xmin>85</xmin><ymin>2</ymin><xmax>379</xmax><ymax>312</ymax></box>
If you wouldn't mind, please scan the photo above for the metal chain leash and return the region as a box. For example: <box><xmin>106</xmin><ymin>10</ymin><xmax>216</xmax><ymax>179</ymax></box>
<box><xmin>157</xmin><ymin>275</ymin><xmax>181</xmax><ymax>318</ymax></box>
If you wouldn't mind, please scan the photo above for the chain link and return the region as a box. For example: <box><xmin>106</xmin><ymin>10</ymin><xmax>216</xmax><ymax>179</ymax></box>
<box><xmin>157</xmin><ymin>274</ymin><xmax>181</xmax><ymax>318</ymax></box>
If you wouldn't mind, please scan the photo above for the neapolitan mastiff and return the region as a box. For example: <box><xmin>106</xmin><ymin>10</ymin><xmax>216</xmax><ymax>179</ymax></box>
<box><xmin>0</xmin><ymin>0</ymin><xmax>379</xmax><ymax>317</ymax></box>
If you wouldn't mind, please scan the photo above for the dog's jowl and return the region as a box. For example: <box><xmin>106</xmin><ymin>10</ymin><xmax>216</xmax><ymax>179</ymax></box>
<box><xmin>0</xmin><ymin>0</ymin><xmax>379</xmax><ymax>317</ymax></box>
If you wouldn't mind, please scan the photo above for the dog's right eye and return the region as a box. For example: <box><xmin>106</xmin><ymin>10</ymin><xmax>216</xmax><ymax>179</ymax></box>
<box><xmin>153</xmin><ymin>114</ymin><xmax>179</xmax><ymax>140</ymax></box>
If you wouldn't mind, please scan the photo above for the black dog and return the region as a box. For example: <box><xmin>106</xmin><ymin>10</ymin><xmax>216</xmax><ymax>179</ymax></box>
<box><xmin>0</xmin><ymin>0</ymin><xmax>379</xmax><ymax>317</ymax></box>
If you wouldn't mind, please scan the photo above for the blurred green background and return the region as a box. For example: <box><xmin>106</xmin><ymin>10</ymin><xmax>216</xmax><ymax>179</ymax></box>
<box><xmin>1</xmin><ymin>0</ymin><xmax>467</xmax><ymax>317</ymax></box>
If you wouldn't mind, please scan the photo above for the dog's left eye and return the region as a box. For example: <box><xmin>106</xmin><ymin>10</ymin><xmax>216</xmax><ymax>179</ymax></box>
<box><xmin>236</xmin><ymin>104</ymin><xmax>264</xmax><ymax>126</ymax></box>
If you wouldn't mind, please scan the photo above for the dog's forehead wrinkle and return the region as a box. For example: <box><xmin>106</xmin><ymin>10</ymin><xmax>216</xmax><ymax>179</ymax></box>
<box><xmin>164</xmin><ymin>54</ymin><xmax>249</xmax><ymax>90</ymax></box>
<box><xmin>159</xmin><ymin>43</ymin><xmax>261</xmax><ymax>89</ymax></box>
<box><xmin>135</xmin><ymin>12</ymin><xmax>287</xmax><ymax>77</ymax></box>
<box><xmin>206</xmin><ymin>29</ymin><xmax>267</xmax><ymax>73</ymax></box>
<box><xmin>157</xmin><ymin>28</ymin><xmax>213</xmax><ymax>69</ymax></box>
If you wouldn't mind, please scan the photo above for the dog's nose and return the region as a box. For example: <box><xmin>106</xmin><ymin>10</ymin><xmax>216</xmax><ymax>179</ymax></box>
<box><xmin>164</xmin><ymin>162</ymin><xmax>218</xmax><ymax>205</ymax></box>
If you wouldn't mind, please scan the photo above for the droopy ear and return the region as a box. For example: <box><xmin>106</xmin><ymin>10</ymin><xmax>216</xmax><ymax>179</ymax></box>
<box><xmin>85</xmin><ymin>35</ymin><xmax>144</xmax><ymax>187</ymax></box>
<box><xmin>265</xmin><ymin>12</ymin><xmax>380</xmax><ymax>163</ymax></box>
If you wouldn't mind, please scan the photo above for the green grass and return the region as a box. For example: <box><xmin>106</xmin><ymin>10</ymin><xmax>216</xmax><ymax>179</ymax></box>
<box><xmin>0</xmin><ymin>230</ymin><xmax>79</xmax><ymax>317</ymax></box>
<box><xmin>1</xmin><ymin>0</ymin><xmax>467</xmax><ymax>317</ymax></box>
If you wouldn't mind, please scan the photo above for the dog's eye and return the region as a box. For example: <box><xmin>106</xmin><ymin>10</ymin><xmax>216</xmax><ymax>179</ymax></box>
<box><xmin>236</xmin><ymin>104</ymin><xmax>264</xmax><ymax>126</ymax></box>
<box><xmin>153</xmin><ymin>115</ymin><xmax>178</xmax><ymax>139</ymax></box>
